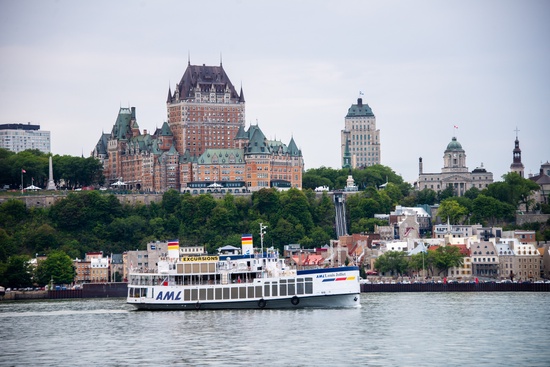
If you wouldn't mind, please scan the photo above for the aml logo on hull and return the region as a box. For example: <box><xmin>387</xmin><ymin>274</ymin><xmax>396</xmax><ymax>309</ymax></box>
<box><xmin>156</xmin><ymin>291</ymin><xmax>182</xmax><ymax>301</ymax></box>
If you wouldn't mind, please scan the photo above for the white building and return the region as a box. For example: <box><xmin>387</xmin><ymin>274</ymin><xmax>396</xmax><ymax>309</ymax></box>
<box><xmin>0</xmin><ymin>123</ymin><xmax>51</xmax><ymax>154</ymax></box>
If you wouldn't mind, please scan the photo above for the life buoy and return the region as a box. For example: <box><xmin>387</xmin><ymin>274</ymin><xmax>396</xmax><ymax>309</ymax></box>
<box><xmin>258</xmin><ymin>298</ymin><xmax>266</xmax><ymax>309</ymax></box>
<box><xmin>291</xmin><ymin>296</ymin><xmax>299</xmax><ymax>306</ymax></box>
<box><xmin>195</xmin><ymin>301</ymin><xmax>201</xmax><ymax>310</ymax></box>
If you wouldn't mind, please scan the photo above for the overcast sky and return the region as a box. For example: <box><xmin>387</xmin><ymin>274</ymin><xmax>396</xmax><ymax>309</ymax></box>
<box><xmin>1</xmin><ymin>0</ymin><xmax>549</xmax><ymax>183</ymax></box>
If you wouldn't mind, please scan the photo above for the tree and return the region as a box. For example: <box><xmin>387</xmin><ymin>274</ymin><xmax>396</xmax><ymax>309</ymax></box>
<box><xmin>471</xmin><ymin>194</ymin><xmax>515</xmax><ymax>225</ymax></box>
<box><xmin>35</xmin><ymin>250</ymin><xmax>76</xmax><ymax>286</ymax></box>
<box><xmin>483</xmin><ymin>172</ymin><xmax>539</xmax><ymax>210</ymax></box>
<box><xmin>437</xmin><ymin>199</ymin><xmax>468</xmax><ymax>224</ymax></box>
<box><xmin>2</xmin><ymin>255</ymin><xmax>33</xmax><ymax>288</ymax></box>
<box><xmin>437</xmin><ymin>185</ymin><xmax>456</xmax><ymax>201</ymax></box>
<box><xmin>433</xmin><ymin>246</ymin><xmax>464</xmax><ymax>276</ymax></box>
<box><xmin>374</xmin><ymin>251</ymin><xmax>409</xmax><ymax>276</ymax></box>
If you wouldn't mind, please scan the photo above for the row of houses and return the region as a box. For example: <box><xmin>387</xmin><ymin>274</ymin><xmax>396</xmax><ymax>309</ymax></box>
<box><xmin>40</xmin><ymin>226</ymin><xmax>545</xmax><ymax>286</ymax></box>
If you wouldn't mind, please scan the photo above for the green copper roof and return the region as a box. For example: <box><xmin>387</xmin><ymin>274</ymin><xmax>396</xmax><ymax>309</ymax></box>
<box><xmin>160</xmin><ymin>121</ymin><xmax>173</xmax><ymax>136</ymax></box>
<box><xmin>346</xmin><ymin>98</ymin><xmax>374</xmax><ymax>118</ymax></box>
<box><xmin>198</xmin><ymin>149</ymin><xmax>244</xmax><ymax>164</ymax></box>
<box><xmin>446</xmin><ymin>137</ymin><xmax>463</xmax><ymax>151</ymax></box>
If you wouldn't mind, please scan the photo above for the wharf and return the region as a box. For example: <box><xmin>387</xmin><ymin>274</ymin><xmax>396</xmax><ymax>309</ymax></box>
<box><xmin>1</xmin><ymin>283</ymin><xmax>127</xmax><ymax>301</ymax></box>
<box><xmin>361</xmin><ymin>282</ymin><xmax>550</xmax><ymax>292</ymax></box>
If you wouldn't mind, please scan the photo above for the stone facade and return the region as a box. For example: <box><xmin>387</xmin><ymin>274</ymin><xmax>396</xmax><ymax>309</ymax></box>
<box><xmin>341</xmin><ymin>97</ymin><xmax>381</xmax><ymax>169</ymax></box>
<box><xmin>92</xmin><ymin>62</ymin><xmax>303</xmax><ymax>193</ymax></box>
<box><xmin>417</xmin><ymin>136</ymin><xmax>493</xmax><ymax>196</ymax></box>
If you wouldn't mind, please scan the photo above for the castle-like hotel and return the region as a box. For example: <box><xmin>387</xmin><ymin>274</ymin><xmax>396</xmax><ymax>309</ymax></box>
<box><xmin>92</xmin><ymin>61</ymin><xmax>303</xmax><ymax>193</ymax></box>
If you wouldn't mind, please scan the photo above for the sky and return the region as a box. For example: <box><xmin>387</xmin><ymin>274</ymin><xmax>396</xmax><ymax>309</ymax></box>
<box><xmin>1</xmin><ymin>0</ymin><xmax>549</xmax><ymax>184</ymax></box>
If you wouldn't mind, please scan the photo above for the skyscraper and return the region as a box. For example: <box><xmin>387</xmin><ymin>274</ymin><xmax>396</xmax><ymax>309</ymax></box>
<box><xmin>341</xmin><ymin>97</ymin><xmax>380</xmax><ymax>168</ymax></box>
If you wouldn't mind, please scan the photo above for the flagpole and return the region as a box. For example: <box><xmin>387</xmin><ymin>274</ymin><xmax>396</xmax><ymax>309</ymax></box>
<box><xmin>21</xmin><ymin>169</ymin><xmax>23</xmax><ymax>194</ymax></box>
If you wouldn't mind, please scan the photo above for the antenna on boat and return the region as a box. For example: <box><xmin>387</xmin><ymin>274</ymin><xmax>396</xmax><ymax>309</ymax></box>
<box><xmin>259</xmin><ymin>223</ymin><xmax>267</xmax><ymax>256</ymax></box>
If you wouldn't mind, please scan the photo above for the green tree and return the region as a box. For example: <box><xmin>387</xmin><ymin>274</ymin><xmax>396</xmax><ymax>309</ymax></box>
<box><xmin>437</xmin><ymin>199</ymin><xmax>468</xmax><ymax>224</ymax></box>
<box><xmin>374</xmin><ymin>251</ymin><xmax>409</xmax><ymax>276</ymax></box>
<box><xmin>471</xmin><ymin>194</ymin><xmax>515</xmax><ymax>225</ymax></box>
<box><xmin>437</xmin><ymin>185</ymin><xmax>456</xmax><ymax>201</ymax></box>
<box><xmin>2</xmin><ymin>255</ymin><xmax>33</xmax><ymax>288</ymax></box>
<box><xmin>433</xmin><ymin>246</ymin><xmax>464</xmax><ymax>276</ymax></box>
<box><xmin>35</xmin><ymin>250</ymin><xmax>76</xmax><ymax>286</ymax></box>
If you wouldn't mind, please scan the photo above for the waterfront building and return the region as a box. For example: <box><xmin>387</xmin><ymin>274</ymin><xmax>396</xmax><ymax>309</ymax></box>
<box><xmin>73</xmin><ymin>259</ymin><xmax>91</xmax><ymax>284</ymax></box>
<box><xmin>0</xmin><ymin>123</ymin><xmax>51</xmax><ymax>154</ymax></box>
<box><xmin>341</xmin><ymin>97</ymin><xmax>381</xmax><ymax>169</ymax></box>
<box><xmin>417</xmin><ymin>136</ymin><xmax>493</xmax><ymax>196</ymax></box>
<box><xmin>498</xmin><ymin>238</ymin><xmax>540</xmax><ymax>280</ymax></box>
<box><xmin>470</xmin><ymin>241</ymin><xmax>499</xmax><ymax>278</ymax></box>
<box><xmin>494</xmin><ymin>242</ymin><xmax>516</xmax><ymax>280</ymax></box>
<box><xmin>90</xmin><ymin>257</ymin><xmax>110</xmax><ymax>283</ymax></box>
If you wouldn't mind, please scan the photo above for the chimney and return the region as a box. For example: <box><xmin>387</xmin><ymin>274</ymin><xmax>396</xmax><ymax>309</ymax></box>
<box><xmin>357</xmin><ymin>98</ymin><xmax>363</xmax><ymax>107</ymax></box>
<box><xmin>419</xmin><ymin>157</ymin><xmax>423</xmax><ymax>175</ymax></box>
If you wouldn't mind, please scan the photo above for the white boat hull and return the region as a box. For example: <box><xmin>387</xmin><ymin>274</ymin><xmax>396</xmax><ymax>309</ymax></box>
<box><xmin>129</xmin><ymin>292</ymin><xmax>360</xmax><ymax>310</ymax></box>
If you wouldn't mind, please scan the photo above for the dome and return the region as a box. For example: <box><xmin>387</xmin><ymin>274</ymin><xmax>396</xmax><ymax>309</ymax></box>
<box><xmin>446</xmin><ymin>137</ymin><xmax>463</xmax><ymax>151</ymax></box>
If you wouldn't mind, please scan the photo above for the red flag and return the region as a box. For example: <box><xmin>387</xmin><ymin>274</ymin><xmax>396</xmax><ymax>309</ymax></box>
<box><xmin>22</xmin><ymin>169</ymin><xmax>26</xmax><ymax>173</ymax></box>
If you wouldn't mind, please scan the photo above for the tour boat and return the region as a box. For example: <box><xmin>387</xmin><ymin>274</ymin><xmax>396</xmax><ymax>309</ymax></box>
<box><xmin>127</xmin><ymin>237</ymin><xmax>360</xmax><ymax>310</ymax></box>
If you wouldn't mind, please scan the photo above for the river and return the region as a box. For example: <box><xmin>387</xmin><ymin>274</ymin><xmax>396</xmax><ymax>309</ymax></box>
<box><xmin>1</xmin><ymin>293</ymin><xmax>548</xmax><ymax>366</ymax></box>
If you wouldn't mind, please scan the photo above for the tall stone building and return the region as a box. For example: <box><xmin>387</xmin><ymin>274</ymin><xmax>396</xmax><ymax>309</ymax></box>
<box><xmin>341</xmin><ymin>97</ymin><xmax>381</xmax><ymax>169</ymax></box>
<box><xmin>416</xmin><ymin>136</ymin><xmax>493</xmax><ymax>196</ymax></box>
<box><xmin>510</xmin><ymin>129</ymin><xmax>524</xmax><ymax>178</ymax></box>
<box><xmin>166</xmin><ymin>61</ymin><xmax>245</xmax><ymax>156</ymax></box>
<box><xmin>92</xmin><ymin>61</ymin><xmax>303</xmax><ymax>193</ymax></box>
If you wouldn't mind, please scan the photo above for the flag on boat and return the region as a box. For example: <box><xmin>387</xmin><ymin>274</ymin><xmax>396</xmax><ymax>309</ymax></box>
<box><xmin>241</xmin><ymin>234</ymin><xmax>253</xmax><ymax>255</ymax></box>
<box><xmin>167</xmin><ymin>240</ymin><xmax>179</xmax><ymax>250</ymax></box>
<box><xmin>162</xmin><ymin>277</ymin><xmax>168</xmax><ymax>286</ymax></box>
<box><xmin>167</xmin><ymin>240</ymin><xmax>179</xmax><ymax>259</ymax></box>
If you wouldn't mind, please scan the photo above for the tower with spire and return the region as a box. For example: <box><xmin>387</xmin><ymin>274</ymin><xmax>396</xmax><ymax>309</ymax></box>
<box><xmin>510</xmin><ymin>128</ymin><xmax>524</xmax><ymax>178</ymax></box>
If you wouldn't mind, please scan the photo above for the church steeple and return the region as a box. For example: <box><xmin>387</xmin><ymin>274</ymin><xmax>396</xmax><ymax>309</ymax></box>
<box><xmin>510</xmin><ymin>127</ymin><xmax>524</xmax><ymax>177</ymax></box>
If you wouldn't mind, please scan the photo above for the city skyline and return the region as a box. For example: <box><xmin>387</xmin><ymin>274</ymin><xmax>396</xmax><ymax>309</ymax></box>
<box><xmin>1</xmin><ymin>0</ymin><xmax>548</xmax><ymax>183</ymax></box>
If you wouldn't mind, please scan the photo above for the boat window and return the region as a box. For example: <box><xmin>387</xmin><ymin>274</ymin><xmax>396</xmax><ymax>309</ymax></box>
<box><xmin>264</xmin><ymin>284</ymin><xmax>270</xmax><ymax>297</ymax></box>
<box><xmin>239</xmin><ymin>286</ymin><xmax>247</xmax><ymax>299</ymax></box>
<box><xmin>191</xmin><ymin>289</ymin><xmax>198</xmax><ymax>301</ymax></box>
<box><xmin>231</xmin><ymin>287</ymin><xmax>238</xmax><ymax>299</ymax></box>
<box><xmin>279</xmin><ymin>283</ymin><xmax>287</xmax><ymax>296</ymax></box>
<box><xmin>215</xmin><ymin>288</ymin><xmax>223</xmax><ymax>300</ymax></box>
<box><xmin>247</xmin><ymin>286</ymin><xmax>255</xmax><ymax>298</ymax></box>
<box><xmin>271</xmin><ymin>284</ymin><xmax>278</xmax><ymax>297</ymax></box>
<box><xmin>255</xmin><ymin>286</ymin><xmax>263</xmax><ymax>298</ymax></box>
<box><xmin>297</xmin><ymin>282</ymin><xmax>304</xmax><ymax>295</ymax></box>
<box><xmin>288</xmin><ymin>283</ymin><xmax>295</xmax><ymax>296</ymax></box>
<box><xmin>223</xmin><ymin>287</ymin><xmax>230</xmax><ymax>300</ymax></box>
<box><xmin>305</xmin><ymin>281</ymin><xmax>313</xmax><ymax>294</ymax></box>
